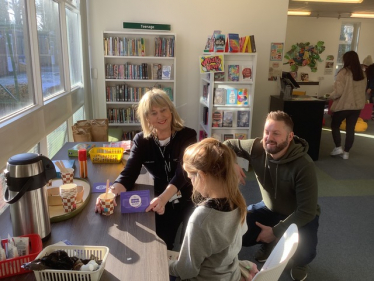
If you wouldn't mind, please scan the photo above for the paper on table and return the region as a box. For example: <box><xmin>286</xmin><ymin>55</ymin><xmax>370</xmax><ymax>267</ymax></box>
<box><xmin>167</xmin><ymin>250</ymin><xmax>179</xmax><ymax>261</ymax></box>
<box><xmin>92</xmin><ymin>182</ymin><xmax>113</xmax><ymax>193</ymax></box>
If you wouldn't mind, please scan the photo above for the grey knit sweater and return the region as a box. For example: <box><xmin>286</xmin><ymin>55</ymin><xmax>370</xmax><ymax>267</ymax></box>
<box><xmin>169</xmin><ymin>205</ymin><xmax>247</xmax><ymax>281</ymax></box>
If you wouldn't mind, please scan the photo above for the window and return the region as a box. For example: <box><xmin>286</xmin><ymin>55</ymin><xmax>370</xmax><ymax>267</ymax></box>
<box><xmin>66</xmin><ymin>7</ymin><xmax>82</xmax><ymax>87</ymax></box>
<box><xmin>47</xmin><ymin>121</ymin><xmax>68</xmax><ymax>159</ymax></box>
<box><xmin>28</xmin><ymin>143</ymin><xmax>40</xmax><ymax>154</ymax></box>
<box><xmin>336</xmin><ymin>22</ymin><xmax>360</xmax><ymax>74</ymax></box>
<box><xmin>0</xmin><ymin>0</ymin><xmax>35</xmax><ymax>121</ymax></box>
<box><xmin>36</xmin><ymin>0</ymin><xmax>65</xmax><ymax>99</ymax></box>
<box><xmin>73</xmin><ymin>105</ymin><xmax>85</xmax><ymax>124</ymax></box>
<box><xmin>0</xmin><ymin>0</ymin><xmax>84</xmax><ymax>215</ymax></box>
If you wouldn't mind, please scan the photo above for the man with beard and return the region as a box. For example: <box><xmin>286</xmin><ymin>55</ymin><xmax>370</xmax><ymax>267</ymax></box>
<box><xmin>223</xmin><ymin>111</ymin><xmax>320</xmax><ymax>281</ymax></box>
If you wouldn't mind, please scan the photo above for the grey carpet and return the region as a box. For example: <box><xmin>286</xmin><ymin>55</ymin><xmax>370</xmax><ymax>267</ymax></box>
<box><xmin>239</xmin><ymin>180</ymin><xmax>374</xmax><ymax>281</ymax></box>
<box><xmin>316</xmin><ymin>115</ymin><xmax>374</xmax><ymax>180</ymax></box>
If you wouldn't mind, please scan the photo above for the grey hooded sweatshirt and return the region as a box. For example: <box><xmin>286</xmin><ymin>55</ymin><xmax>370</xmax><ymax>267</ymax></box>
<box><xmin>224</xmin><ymin>136</ymin><xmax>320</xmax><ymax>238</ymax></box>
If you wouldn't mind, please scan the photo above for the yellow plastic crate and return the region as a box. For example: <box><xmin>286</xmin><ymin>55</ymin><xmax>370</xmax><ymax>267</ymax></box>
<box><xmin>89</xmin><ymin>147</ymin><xmax>124</xmax><ymax>163</ymax></box>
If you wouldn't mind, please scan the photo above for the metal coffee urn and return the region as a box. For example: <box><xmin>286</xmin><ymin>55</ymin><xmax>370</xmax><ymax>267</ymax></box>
<box><xmin>4</xmin><ymin>153</ymin><xmax>56</xmax><ymax>241</ymax></box>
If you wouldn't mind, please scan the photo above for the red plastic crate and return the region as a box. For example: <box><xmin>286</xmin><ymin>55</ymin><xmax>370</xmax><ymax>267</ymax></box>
<box><xmin>0</xmin><ymin>234</ymin><xmax>42</xmax><ymax>279</ymax></box>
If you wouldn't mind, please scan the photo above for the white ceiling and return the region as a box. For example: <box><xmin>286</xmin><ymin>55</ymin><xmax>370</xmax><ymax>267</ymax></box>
<box><xmin>288</xmin><ymin>0</ymin><xmax>374</xmax><ymax>18</ymax></box>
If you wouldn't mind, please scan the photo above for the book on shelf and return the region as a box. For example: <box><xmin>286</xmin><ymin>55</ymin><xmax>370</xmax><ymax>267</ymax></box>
<box><xmin>228</xmin><ymin>65</ymin><xmax>240</xmax><ymax>82</ymax></box>
<box><xmin>249</xmin><ymin>35</ymin><xmax>256</xmax><ymax>53</ymax></box>
<box><xmin>223</xmin><ymin>134</ymin><xmax>234</xmax><ymax>141</ymax></box>
<box><xmin>222</xmin><ymin>111</ymin><xmax>233</xmax><ymax>127</ymax></box>
<box><xmin>162</xmin><ymin>65</ymin><xmax>172</xmax><ymax>80</ymax></box>
<box><xmin>213</xmin><ymin>88</ymin><xmax>226</xmax><ymax>105</ymax></box>
<box><xmin>68</xmin><ymin>143</ymin><xmax>95</xmax><ymax>157</ymax></box>
<box><xmin>235</xmin><ymin>133</ymin><xmax>247</xmax><ymax>140</ymax></box>
<box><xmin>242</xmin><ymin>65</ymin><xmax>253</xmax><ymax>81</ymax></box>
<box><xmin>210</xmin><ymin>30</ymin><xmax>221</xmax><ymax>52</ymax></box>
<box><xmin>214</xmin><ymin>72</ymin><xmax>225</xmax><ymax>81</ymax></box>
<box><xmin>227</xmin><ymin>33</ymin><xmax>240</xmax><ymax>53</ymax></box>
<box><xmin>226</xmin><ymin>88</ymin><xmax>238</xmax><ymax>105</ymax></box>
<box><xmin>212</xmin><ymin>110</ymin><xmax>223</xmax><ymax>127</ymax></box>
<box><xmin>204</xmin><ymin>36</ymin><xmax>211</xmax><ymax>52</ymax></box>
<box><xmin>163</xmin><ymin>87</ymin><xmax>173</xmax><ymax>101</ymax></box>
<box><xmin>237</xmin><ymin>88</ymin><xmax>249</xmax><ymax>105</ymax></box>
<box><xmin>214</xmin><ymin>34</ymin><xmax>226</xmax><ymax>52</ymax></box>
<box><xmin>153</xmin><ymin>63</ymin><xmax>162</xmax><ymax>80</ymax></box>
<box><xmin>237</xmin><ymin>111</ymin><xmax>250</xmax><ymax>127</ymax></box>
<box><xmin>202</xmin><ymin>84</ymin><xmax>209</xmax><ymax>102</ymax></box>
<box><xmin>246</xmin><ymin>36</ymin><xmax>252</xmax><ymax>53</ymax></box>
<box><xmin>203</xmin><ymin>107</ymin><xmax>209</xmax><ymax>125</ymax></box>
<box><xmin>241</xmin><ymin>36</ymin><xmax>250</xmax><ymax>53</ymax></box>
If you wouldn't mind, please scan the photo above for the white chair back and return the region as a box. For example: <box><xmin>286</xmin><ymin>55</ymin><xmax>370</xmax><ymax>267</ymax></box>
<box><xmin>252</xmin><ymin>223</ymin><xmax>299</xmax><ymax>281</ymax></box>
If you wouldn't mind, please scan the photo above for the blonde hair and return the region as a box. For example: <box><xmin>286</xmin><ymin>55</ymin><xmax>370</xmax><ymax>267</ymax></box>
<box><xmin>183</xmin><ymin>138</ymin><xmax>247</xmax><ymax>224</ymax></box>
<box><xmin>136</xmin><ymin>88</ymin><xmax>184</xmax><ymax>138</ymax></box>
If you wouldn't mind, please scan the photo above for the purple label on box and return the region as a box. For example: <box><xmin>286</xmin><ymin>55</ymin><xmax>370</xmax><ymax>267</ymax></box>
<box><xmin>120</xmin><ymin>190</ymin><xmax>150</xmax><ymax>213</ymax></box>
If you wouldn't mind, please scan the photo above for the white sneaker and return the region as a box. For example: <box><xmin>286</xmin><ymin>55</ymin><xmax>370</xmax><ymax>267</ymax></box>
<box><xmin>342</xmin><ymin>152</ymin><xmax>349</xmax><ymax>159</ymax></box>
<box><xmin>330</xmin><ymin>146</ymin><xmax>344</xmax><ymax>156</ymax></box>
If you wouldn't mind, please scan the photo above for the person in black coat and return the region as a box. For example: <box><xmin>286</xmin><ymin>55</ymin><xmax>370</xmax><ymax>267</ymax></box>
<box><xmin>95</xmin><ymin>88</ymin><xmax>197</xmax><ymax>250</ymax></box>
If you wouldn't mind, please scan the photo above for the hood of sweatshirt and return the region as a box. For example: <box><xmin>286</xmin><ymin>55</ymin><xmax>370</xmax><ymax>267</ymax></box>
<box><xmin>263</xmin><ymin>135</ymin><xmax>309</xmax><ymax>199</ymax></box>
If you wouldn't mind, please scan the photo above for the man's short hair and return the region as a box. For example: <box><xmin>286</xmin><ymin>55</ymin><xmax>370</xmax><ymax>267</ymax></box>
<box><xmin>266</xmin><ymin>111</ymin><xmax>294</xmax><ymax>132</ymax></box>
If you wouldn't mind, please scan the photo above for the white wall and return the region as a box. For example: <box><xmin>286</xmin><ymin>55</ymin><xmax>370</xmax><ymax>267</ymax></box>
<box><xmin>86</xmin><ymin>0</ymin><xmax>289</xmax><ymax>138</ymax></box>
<box><xmin>285</xmin><ymin>16</ymin><xmax>374</xmax><ymax>96</ymax></box>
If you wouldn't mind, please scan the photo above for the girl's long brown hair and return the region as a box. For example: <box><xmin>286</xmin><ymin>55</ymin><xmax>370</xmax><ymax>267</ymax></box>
<box><xmin>183</xmin><ymin>138</ymin><xmax>247</xmax><ymax>224</ymax></box>
<box><xmin>342</xmin><ymin>51</ymin><xmax>365</xmax><ymax>81</ymax></box>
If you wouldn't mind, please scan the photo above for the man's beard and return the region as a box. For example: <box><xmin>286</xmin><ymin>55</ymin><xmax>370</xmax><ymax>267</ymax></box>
<box><xmin>265</xmin><ymin>139</ymin><xmax>289</xmax><ymax>154</ymax></box>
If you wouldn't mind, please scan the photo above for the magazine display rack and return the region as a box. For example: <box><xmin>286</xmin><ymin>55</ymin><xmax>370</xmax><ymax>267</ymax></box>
<box><xmin>103</xmin><ymin>31</ymin><xmax>176</xmax><ymax>132</ymax></box>
<box><xmin>199</xmin><ymin>53</ymin><xmax>257</xmax><ymax>170</ymax></box>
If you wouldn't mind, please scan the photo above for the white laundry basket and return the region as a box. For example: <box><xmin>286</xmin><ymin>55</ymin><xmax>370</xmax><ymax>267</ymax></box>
<box><xmin>32</xmin><ymin>245</ymin><xmax>109</xmax><ymax>281</ymax></box>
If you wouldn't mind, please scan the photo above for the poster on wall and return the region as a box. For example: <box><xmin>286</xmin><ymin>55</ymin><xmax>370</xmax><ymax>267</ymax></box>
<box><xmin>324</xmin><ymin>62</ymin><xmax>334</xmax><ymax>75</ymax></box>
<box><xmin>268</xmin><ymin>43</ymin><xmax>284</xmax><ymax>81</ymax></box>
<box><xmin>324</xmin><ymin>55</ymin><xmax>334</xmax><ymax>75</ymax></box>
<box><xmin>270</xmin><ymin>43</ymin><xmax>284</xmax><ymax>61</ymax></box>
<box><xmin>268</xmin><ymin>62</ymin><xmax>282</xmax><ymax>81</ymax></box>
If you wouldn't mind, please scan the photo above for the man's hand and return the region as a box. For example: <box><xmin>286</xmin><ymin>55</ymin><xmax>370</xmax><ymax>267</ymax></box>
<box><xmin>235</xmin><ymin>163</ymin><xmax>246</xmax><ymax>185</ymax></box>
<box><xmin>146</xmin><ymin>196</ymin><xmax>166</xmax><ymax>215</ymax></box>
<box><xmin>255</xmin><ymin>221</ymin><xmax>276</xmax><ymax>243</ymax></box>
<box><xmin>94</xmin><ymin>183</ymin><xmax>125</xmax><ymax>213</ymax></box>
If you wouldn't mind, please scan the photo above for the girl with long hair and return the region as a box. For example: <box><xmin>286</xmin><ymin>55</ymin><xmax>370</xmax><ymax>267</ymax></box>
<box><xmin>329</xmin><ymin>51</ymin><xmax>367</xmax><ymax>159</ymax></box>
<box><xmin>169</xmin><ymin>138</ymin><xmax>258</xmax><ymax>281</ymax></box>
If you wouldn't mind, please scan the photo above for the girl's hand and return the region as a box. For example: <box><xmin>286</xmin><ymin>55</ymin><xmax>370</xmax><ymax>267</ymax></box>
<box><xmin>145</xmin><ymin>196</ymin><xmax>166</xmax><ymax>215</ymax></box>
<box><xmin>239</xmin><ymin>262</ymin><xmax>259</xmax><ymax>281</ymax></box>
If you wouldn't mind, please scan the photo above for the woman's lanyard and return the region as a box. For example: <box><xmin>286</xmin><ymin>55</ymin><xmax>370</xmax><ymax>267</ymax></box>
<box><xmin>153</xmin><ymin>132</ymin><xmax>176</xmax><ymax>182</ymax></box>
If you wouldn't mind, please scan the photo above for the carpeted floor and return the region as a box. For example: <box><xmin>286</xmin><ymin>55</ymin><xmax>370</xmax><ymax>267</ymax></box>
<box><xmin>238</xmin><ymin>115</ymin><xmax>374</xmax><ymax>281</ymax></box>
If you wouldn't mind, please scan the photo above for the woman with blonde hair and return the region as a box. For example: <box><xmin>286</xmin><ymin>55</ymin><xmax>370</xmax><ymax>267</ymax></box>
<box><xmin>95</xmin><ymin>88</ymin><xmax>197</xmax><ymax>250</ymax></box>
<box><xmin>169</xmin><ymin>138</ymin><xmax>258</xmax><ymax>281</ymax></box>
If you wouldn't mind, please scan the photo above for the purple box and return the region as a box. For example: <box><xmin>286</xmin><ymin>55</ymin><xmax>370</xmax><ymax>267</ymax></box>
<box><xmin>120</xmin><ymin>190</ymin><xmax>150</xmax><ymax>213</ymax></box>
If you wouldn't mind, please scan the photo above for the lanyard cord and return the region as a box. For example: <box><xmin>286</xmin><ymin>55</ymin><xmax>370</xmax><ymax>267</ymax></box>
<box><xmin>153</xmin><ymin>132</ymin><xmax>176</xmax><ymax>182</ymax></box>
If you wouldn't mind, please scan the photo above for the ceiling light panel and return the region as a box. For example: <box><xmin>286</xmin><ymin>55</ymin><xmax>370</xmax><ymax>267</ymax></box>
<box><xmin>288</xmin><ymin>11</ymin><xmax>312</xmax><ymax>16</ymax></box>
<box><xmin>292</xmin><ymin>0</ymin><xmax>363</xmax><ymax>3</ymax></box>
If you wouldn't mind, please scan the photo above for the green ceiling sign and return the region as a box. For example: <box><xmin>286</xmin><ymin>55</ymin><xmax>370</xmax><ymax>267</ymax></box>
<box><xmin>123</xmin><ymin>22</ymin><xmax>171</xmax><ymax>31</ymax></box>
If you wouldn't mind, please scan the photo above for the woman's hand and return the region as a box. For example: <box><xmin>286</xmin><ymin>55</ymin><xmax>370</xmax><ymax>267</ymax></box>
<box><xmin>145</xmin><ymin>196</ymin><xmax>166</xmax><ymax>215</ymax></box>
<box><xmin>94</xmin><ymin>183</ymin><xmax>126</xmax><ymax>213</ymax></box>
